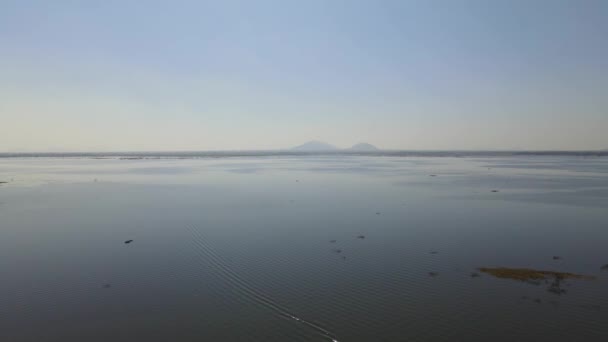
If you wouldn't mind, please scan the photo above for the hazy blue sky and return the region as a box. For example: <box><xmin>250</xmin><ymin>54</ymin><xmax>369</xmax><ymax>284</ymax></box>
<box><xmin>1</xmin><ymin>0</ymin><xmax>607</xmax><ymax>151</ymax></box>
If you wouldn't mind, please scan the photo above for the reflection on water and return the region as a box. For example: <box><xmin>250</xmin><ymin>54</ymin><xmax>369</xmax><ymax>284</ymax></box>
<box><xmin>1</xmin><ymin>155</ymin><xmax>607</xmax><ymax>341</ymax></box>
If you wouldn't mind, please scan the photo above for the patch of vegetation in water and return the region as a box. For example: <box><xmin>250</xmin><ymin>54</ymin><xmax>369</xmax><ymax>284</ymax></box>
<box><xmin>478</xmin><ymin>267</ymin><xmax>595</xmax><ymax>281</ymax></box>
<box><xmin>479</xmin><ymin>267</ymin><xmax>595</xmax><ymax>295</ymax></box>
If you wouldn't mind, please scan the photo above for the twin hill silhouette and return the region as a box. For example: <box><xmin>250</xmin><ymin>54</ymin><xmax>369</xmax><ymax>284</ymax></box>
<box><xmin>292</xmin><ymin>141</ymin><xmax>379</xmax><ymax>151</ymax></box>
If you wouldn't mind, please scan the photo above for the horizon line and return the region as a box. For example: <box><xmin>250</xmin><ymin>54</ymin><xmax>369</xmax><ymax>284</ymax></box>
<box><xmin>1</xmin><ymin>149</ymin><xmax>607</xmax><ymax>155</ymax></box>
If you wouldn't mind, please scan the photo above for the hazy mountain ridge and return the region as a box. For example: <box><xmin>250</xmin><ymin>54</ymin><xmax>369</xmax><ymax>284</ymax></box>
<box><xmin>291</xmin><ymin>141</ymin><xmax>338</xmax><ymax>151</ymax></box>
<box><xmin>292</xmin><ymin>141</ymin><xmax>379</xmax><ymax>151</ymax></box>
<box><xmin>348</xmin><ymin>143</ymin><xmax>379</xmax><ymax>151</ymax></box>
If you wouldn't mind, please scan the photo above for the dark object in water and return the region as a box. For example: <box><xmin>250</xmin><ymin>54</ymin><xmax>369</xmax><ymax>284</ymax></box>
<box><xmin>429</xmin><ymin>174</ymin><xmax>437</xmax><ymax>177</ymax></box>
<box><xmin>601</xmin><ymin>264</ymin><xmax>608</xmax><ymax>271</ymax></box>
<box><xmin>547</xmin><ymin>274</ymin><xmax>567</xmax><ymax>295</ymax></box>
<box><xmin>491</xmin><ymin>190</ymin><xmax>499</xmax><ymax>193</ymax></box>
<box><xmin>0</xmin><ymin>181</ymin><xmax>7</xmax><ymax>185</ymax></box>
<box><xmin>295</xmin><ymin>180</ymin><xmax>299</xmax><ymax>182</ymax></box>
<box><xmin>534</xmin><ymin>298</ymin><xmax>542</xmax><ymax>304</ymax></box>
<box><xmin>342</xmin><ymin>256</ymin><xmax>346</xmax><ymax>260</ymax></box>
<box><xmin>375</xmin><ymin>212</ymin><xmax>381</xmax><ymax>215</ymax></box>
<box><xmin>329</xmin><ymin>240</ymin><xmax>337</xmax><ymax>243</ymax></box>
<box><xmin>357</xmin><ymin>235</ymin><xmax>365</xmax><ymax>239</ymax></box>
<box><xmin>470</xmin><ymin>272</ymin><xmax>480</xmax><ymax>278</ymax></box>
<box><xmin>552</xmin><ymin>256</ymin><xmax>561</xmax><ymax>260</ymax></box>
<box><xmin>547</xmin><ymin>284</ymin><xmax>566</xmax><ymax>295</ymax></box>
<box><xmin>428</xmin><ymin>272</ymin><xmax>438</xmax><ymax>277</ymax></box>
<box><xmin>103</xmin><ymin>284</ymin><xmax>111</xmax><ymax>289</ymax></box>
<box><xmin>430</xmin><ymin>251</ymin><xmax>438</xmax><ymax>254</ymax></box>
<box><xmin>332</xmin><ymin>248</ymin><xmax>342</xmax><ymax>254</ymax></box>
<box><xmin>124</xmin><ymin>240</ymin><xmax>134</xmax><ymax>244</ymax></box>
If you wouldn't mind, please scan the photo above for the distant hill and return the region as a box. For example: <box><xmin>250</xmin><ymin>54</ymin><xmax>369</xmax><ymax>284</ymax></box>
<box><xmin>348</xmin><ymin>143</ymin><xmax>379</xmax><ymax>151</ymax></box>
<box><xmin>291</xmin><ymin>141</ymin><xmax>338</xmax><ymax>151</ymax></box>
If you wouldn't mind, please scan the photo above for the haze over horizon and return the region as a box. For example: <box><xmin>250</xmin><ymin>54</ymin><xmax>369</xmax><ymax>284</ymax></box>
<box><xmin>2</xmin><ymin>0</ymin><xmax>607</xmax><ymax>152</ymax></box>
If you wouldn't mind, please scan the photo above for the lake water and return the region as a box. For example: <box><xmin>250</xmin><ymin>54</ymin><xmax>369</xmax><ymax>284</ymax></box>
<box><xmin>1</xmin><ymin>155</ymin><xmax>607</xmax><ymax>341</ymax></box>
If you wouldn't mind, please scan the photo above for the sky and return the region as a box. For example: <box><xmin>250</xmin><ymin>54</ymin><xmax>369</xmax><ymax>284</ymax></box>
<box><xmin>1</xmin><ymin>0</ymin><xmax>607</xmax><ymax>151</ymax></box>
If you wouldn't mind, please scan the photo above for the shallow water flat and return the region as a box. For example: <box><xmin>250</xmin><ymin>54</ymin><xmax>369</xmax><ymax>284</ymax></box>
<box><xmin>1</xmin><ymin>155</ymin><xmax>608</xmax><ymax>341</ymax></box>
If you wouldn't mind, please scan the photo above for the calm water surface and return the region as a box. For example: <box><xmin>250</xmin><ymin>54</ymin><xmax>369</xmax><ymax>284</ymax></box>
<box><xmin>1</xmin><ymin>156</ymin><xmax>607</xmax><ymax>341</ymax></box>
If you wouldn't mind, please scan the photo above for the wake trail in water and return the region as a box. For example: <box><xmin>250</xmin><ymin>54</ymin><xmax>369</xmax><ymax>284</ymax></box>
<box><xmin>188</xmin><ymin>225</ymin><xmax>340</xmax><ymax>342</ymax></box>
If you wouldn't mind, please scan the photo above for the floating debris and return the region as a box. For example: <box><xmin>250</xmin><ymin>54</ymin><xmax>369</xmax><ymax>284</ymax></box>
<box><xmin>429</xmin><ymin>175</ymin><xmax>437</xmax><ymax>177</ymax></box>
<box><xmin>102</xmin><ymin>284</ymin><xmax>111</xmax><ymax>289</ymax></box>
<box><xmin>375</xmin><ymin>212</ymin><xmax>381</xmax><ymax>215</ymax></box>
<box><xmin>428</xmin><ymin>272</ymin><xmax>438</xmax><ymax>277</ymax></box>
<box><xmin>295</xmin><ymin>180</ymin><xmax>299</xmax><ymax>182</ymax></box>
<box><xmin>534</xmin><ymin>298</ymin><xmax>542</xmax><ymax>304</ymax></box>
<box><xmin>478</xmin><ymin>267</ymin><xmax>595</xmax><ymax>282</ymax></box>
<box><xmin>124</xmin><ymin>240</ymin><xmax>134</xmax><ymax>244</ymax></box>
<box><xmin>491</xmin><ymin>190</ymin><xmax>499</xmax><ymax>193</ymax></box>
<box><xmin>0</xmin><ymin>181</ymin><xmax>7</xmax><ymax>185</ymax></box>
<box><xmin>470</xmin><ymin>272</ymin><xmax>480</xmax><ymax>278</ymax></box>
<box><xmin>332</xmin><ymin>248</ymin><xmax>342</xmax><ymax>254</ymax></box>
<box><xmin>329</xmin><ymin>240</ymin><xmax>337</xmax><ymax>243</ymax></box>
<box><xmin>601</xmin><ymin>264</ymin><xmax>608</xmax><ymax>271</ymax></box>
<box><xmin>430</xmin><ymin>251</ymin><xmax>438</xmax><ymax>254</ymax></box>
<box><xmin>552</xmin><ymin>256</ymin><xmax>562</xmax><ymax>260</ymax></box>
<box><xmin>357</xmin><ymin>235</ymin><xmax>365</xmax><ymax>239</ymax></box>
